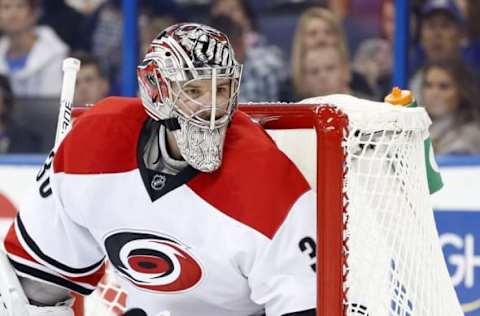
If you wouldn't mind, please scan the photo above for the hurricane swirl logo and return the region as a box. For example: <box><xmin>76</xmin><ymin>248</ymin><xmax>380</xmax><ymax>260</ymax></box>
<box><xmin>104</xmin><ymin>231</ymin><xmax>203</xmax><ymax>292</ymax></box>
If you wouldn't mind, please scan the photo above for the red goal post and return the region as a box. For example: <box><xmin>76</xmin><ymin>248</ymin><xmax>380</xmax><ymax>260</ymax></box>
<box><xmin>240</xmin><ymin>104</ymin><xmax>347</xmax><ymax>316</ymax></box>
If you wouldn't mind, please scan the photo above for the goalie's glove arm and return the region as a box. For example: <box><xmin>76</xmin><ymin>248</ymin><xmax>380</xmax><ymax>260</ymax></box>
<box><xmin>0</xmin><ymin>251</ymin><xmax>74</xmax><ymax>316</ymax></box>
<box><xmin>20</xmin><ymin>276</ymin><xmax>71</xmax><ymax>306</ymax></box>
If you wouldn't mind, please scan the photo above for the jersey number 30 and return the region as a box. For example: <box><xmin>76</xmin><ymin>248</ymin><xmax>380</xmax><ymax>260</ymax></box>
<box><xmin>36</xmin><ymin>151</ymin><xmax>55</xmax><ymax>198</ymax></box>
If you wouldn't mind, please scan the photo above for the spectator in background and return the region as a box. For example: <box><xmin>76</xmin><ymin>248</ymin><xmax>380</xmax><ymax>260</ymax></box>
<box><xmin>86</xmin><ymin>0</ymin><xmax>183</xmax><ymax>95</ymax></box>
<box><xmin>302</xmin><ymin>46</ymin><xmax>369</xmax><ymax>98</ymax></box>
<box><xmin>39</xmin><ymin>0</ymin><xmax>88</xmax><ymax>51</ymax></box>
<box><xmin>0</xmin><ymin>0</ymin><xmax>68</xmax><ymax>97</ymax></box>
<box><xmin>353</xmin><ymin>0</ymin><xmax>395</xmax><ymax>100</ymax></box>
<box><xmin>139</xmin><ymin>14</ymin><xmax>176</xmax><ymax>56</ymax></box>
<box><xmin>87</xmin><ymin>0</ymin><xmax>122</xmax><ymax>94</ymax></box>
<box><xmin>380</xmin><ymin>0</ymin><xmax>395</xmax><ymax>43</ymax></box>
<box><xmin>210</xmin><ymin>0</ymin><xmax>258</xmax><ymax>46</ymax></box>
<box><xmin>290</xmin><ymin>7</ymin><xmax>372</xmax><ymax>101</ymax></box>
<box><xmin>291</xmin><ymin>7</ymin><xmax>344</xmax><ymax>100</ymax></box>
<box><xmin>421</xmin><ymin>60</ymin><xmax>480</xmax><ymax>154</ymax></box>
<box><xmin>353</xmin><ymin>39</ymin><xmax>392</xmax><ymax>100</ymax></box>
<box><xmin>209</xmin><ymin>0</ymin><xmax>288</xmax><ymax>102</ymax></box>
<box><xmin>415</xmin><ymin>0</ymin><xmax>465</xmax><ymax>66</ymax></box>
<box><xmin>0</xmin><ymin>75</ymin><xmax>39</xmax><ymax>153</ymax></box>
<box><xmin>71</xmin><ymin>52</ymin><xmax>109</xmax><ymax>106</ymax></box>
<box><xmin>410</xmin><ymin>0</ymin><xmax>478</xmax><ymax>101</ymax></box>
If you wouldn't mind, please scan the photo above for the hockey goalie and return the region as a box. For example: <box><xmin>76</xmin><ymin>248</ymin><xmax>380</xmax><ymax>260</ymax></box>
<box><xmin>0</xmin><ymin>23</ymin><xmax>318</xmax><ymax>316</ymax></box>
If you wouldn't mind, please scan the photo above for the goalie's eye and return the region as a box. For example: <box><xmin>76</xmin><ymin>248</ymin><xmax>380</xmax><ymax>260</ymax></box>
<box><xmin>183</xmin><ymin>87</ymin><xmax>201</xmax><ymax>99</ymax></box>
<box><xmin>217</xmin><ymin>84</ymin><xmax>230</xmax><ymax>97</ymax></box>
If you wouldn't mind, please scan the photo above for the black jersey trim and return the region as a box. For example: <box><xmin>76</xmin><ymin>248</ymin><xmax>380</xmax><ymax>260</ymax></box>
<box><xmin>9</xmin><ymin>259</ymin><xmax>94</xmax><ymax>295</ymax></box>
<box><xmin>16</xmin><ymin>214</ymin><xmax>105</xmax><ymax>275</ymax></box>
<box><xmin>137</xmin><ymin>119</ymin><xmax>199</xmax><ymax>202</ymax></box>
<box><xmin>282</xmin><ymin>309</ymin><xmax>316</xmax><ymax>316</ymax></box>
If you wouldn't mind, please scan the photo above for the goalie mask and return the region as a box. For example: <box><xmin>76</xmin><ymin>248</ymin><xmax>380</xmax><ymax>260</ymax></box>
<box><xmin>137</xmin><ymin>23</ymin><xmax>243</xmax><ymax>172</ymax></box>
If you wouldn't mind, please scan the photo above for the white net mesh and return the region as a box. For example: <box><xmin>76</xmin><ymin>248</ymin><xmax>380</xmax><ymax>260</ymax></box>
<box><xmin>84</xmin><ymin>265</ymin><xmax>127</xmax><ymax>315</ymax></box>
<box><xmin>302</xmin><ymin>95</ymin><xmax>463</xmax><ymax>316</ymax></box>
<box><xmin>83</xmin><ymin>96</ymin><xmax>463</xmax><ymax>315</ymax></box>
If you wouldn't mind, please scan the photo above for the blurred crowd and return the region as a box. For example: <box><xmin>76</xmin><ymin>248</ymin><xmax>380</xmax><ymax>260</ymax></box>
<box><xmin>0</xmin><ymin>0</ymin><xmax>479</xmax><ymax>155</ymax></box>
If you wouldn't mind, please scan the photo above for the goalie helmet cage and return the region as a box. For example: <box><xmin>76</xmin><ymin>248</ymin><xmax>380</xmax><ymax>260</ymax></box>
<box><xmin>72</xmin><ymin>101</ymin><xmax>463</xmax><ymax>316</ymax></box>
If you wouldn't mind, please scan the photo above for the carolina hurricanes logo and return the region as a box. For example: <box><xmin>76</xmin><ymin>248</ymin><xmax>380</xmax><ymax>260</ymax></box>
<box><xmin>104</xmin><ymin>231</ymin><xmax>203</xmax><ymax>293</ymax></box>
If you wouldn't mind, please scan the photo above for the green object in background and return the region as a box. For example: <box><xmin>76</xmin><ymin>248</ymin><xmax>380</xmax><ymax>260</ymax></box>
<box><xmin>424</xmin><ymin>137</ymin><xmax>444</xmax><ymax>194</ymax></box>
<box><xmin>407</xmin><ymin>100</ymin><xmax>444</xmax><ymax>194</ymax></box>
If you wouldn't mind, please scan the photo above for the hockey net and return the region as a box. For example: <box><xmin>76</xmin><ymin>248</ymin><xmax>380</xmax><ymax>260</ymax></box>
<box><xmin>77</xmin><ymin>95</ymin><xmax>463</xmax><ymax>316</ymax></box>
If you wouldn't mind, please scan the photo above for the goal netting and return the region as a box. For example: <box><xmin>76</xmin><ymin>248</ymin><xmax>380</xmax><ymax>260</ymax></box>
<box><xmin>79</xmin><ymin>95</ymin><xmax>463</xmax><ymax>316</ymax></box>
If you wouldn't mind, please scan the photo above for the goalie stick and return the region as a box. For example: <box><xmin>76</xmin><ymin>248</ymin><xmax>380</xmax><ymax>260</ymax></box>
<box><xmin>54</xmin><ymin>58</ymin><xmax>81</xmax><ymax>150</ymax></box>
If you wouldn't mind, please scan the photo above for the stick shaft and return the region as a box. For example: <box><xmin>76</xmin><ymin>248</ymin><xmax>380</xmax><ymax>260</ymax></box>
<box><xmin>54</xmin><ymin>58</ymin><xmax>81</xmax><ymax>150</ymax></box>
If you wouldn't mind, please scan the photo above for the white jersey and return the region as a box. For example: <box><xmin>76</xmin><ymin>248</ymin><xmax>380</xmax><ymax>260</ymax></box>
<box><xmin>4</xmin><ymin>97</ymin><xmax>317</xmax><ymax>316</ymax></box>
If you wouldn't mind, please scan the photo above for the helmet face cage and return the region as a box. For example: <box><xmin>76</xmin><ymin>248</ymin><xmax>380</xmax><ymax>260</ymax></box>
<box><xmin>137</xmin><ymin>23</ymin><xmax>243</xmax><ymax>129</ymax></box>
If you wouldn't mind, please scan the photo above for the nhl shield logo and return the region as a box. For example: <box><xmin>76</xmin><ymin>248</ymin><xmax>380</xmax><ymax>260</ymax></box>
<box><xmin>151</xmin><ymin>174</ymin><xmax>166</xmax><ymax>191</ymax></box>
